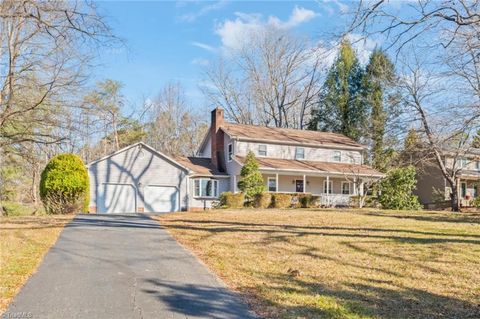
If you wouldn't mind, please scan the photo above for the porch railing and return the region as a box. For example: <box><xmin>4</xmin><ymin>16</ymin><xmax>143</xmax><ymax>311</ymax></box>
<box><xmin>316</xmin><ymin>194</ymin><xmax>351</xmax><ymax>207</ymax></box>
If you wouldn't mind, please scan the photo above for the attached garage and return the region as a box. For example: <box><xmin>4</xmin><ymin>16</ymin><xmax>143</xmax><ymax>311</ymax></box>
<box><xmin>88</xmin><ymin>143</ymin><xmax>190</xmax><ymax>214</ymax></box>
<box><xmin>144</xmin><ymin>185</ymin><xmax>178</xmax><ymax>213</ymax></box>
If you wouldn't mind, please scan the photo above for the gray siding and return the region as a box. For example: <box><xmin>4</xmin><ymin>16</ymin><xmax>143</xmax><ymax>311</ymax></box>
<box><xmin>415</xmin><ymin>163</ymin><xmax>445</xmax><ymax>204</ymax></box>
<box><xmin>88</xmin><ymin>144</ymin><xmax>189</xmax><ymax>212</ymax></box>
<box><xmin>235</xmin><ymin>140</ymin><xmax>363</xmax><ymax>164</ymax></box>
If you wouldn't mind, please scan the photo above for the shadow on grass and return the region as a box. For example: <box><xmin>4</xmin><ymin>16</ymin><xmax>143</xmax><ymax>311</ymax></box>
<box><xmin>360</xmin><ymin>210</ymin><xmax>480</xmax><ymax>224</ymax></box>
<box><xmin>255</xmin><ymin>272</ymin><xmax>480</xmax><ymax>319</ymax></box>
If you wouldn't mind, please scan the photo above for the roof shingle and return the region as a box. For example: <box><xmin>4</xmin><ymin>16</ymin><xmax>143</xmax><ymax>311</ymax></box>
<box><xmin>235</xmin><ymin>156</ymin><xmax>384</xmax><ymax>177</ymax></box>
<box><xmin>174</xmin><ymin>156</ymin><xmax>227</xmax><ymax>176</ymax></box>
<box><xmin>221</xmin><ymin>123</ymin><xmax>365</xmax><ymax>149</ymax></box>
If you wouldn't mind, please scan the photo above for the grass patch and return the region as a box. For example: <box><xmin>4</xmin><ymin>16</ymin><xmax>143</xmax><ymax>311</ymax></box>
<box><xmin>157</xmin><ymin>209</ymin><xmax>480</xmax><ymax>319</ymax></box>
<box><xmin>0</xmin><ymin>215</ymin><xmax>73</xmax><ymax>312</ymax></box>
<box><xmin>1</xmin><ymin>201</ymin><xmax>45</xmax><ymax>217</ymax></box>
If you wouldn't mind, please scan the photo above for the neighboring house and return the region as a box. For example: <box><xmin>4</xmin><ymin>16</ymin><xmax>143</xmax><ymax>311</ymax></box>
<box><xmin>88</xmin><ymin>107</ymin><xmax>383</xmax><ymax>213</ymax></box>
<box><xmin>415</xmin><ymin>150</ymin><xmax>480</xmax><ymax>207</ymax></box>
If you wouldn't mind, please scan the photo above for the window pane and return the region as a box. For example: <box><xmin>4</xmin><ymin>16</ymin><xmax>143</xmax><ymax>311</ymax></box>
<box><xmin>258</xmin><ymin>145</ymin><xmax>267</xmax><ymax>156</ymax></box>
<box><xmin>228</xmin><ymin>144</ymin><xmax>233</xmax><ymax>161</ymax></box>
<box><xmin>333</xmin><ymin>151</ymin><xmax>341</xmax><ymax>162</ymax></box>
<box><xmin>342</xmin><ymin>183</ymin><xmax>350</xmax><ymax>194</ymax></box>
<box><xmin>295</xmin><ymin>147</ymin><xmax>304</xmax><ymax>159</ymax></box>
<box><xmin>213</xmin><ymin>181</ymin><xmax>218</xmax><ymax>197</ymax></box>
<box><xmin>268</xmin><ymin>179</ymin><xmax>276</xmax><ymax>192</ymax></box>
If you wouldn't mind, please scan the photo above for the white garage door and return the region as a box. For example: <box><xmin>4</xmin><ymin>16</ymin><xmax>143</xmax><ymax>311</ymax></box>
<box><xmin>98</xmin><ymin>184</ymin><xmax>136</xmax><ymax>214</ymax></box>
<box><xmin>144</xmin><ymin>185</ymin><xmax>178</xmax><ymax>213</ymax></box>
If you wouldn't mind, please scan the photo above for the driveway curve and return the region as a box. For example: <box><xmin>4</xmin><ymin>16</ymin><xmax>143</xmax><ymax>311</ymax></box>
<box><xmin>6</xmin><ymin>214</ymin><xmax>256</xmax><ymax>319</ymax></box>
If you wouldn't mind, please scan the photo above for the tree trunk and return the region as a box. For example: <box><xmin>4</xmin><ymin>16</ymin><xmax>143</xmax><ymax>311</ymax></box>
<box><xmin>450</xmin><ymin>185</ymin><xmax>460</xmax><ymax>212</ymax></box>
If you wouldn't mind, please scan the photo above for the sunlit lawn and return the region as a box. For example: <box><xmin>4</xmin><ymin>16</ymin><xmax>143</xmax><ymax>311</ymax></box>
<box><xmin>0</xmin><ymin>215</ymin><xmax>73</xmax><ymax>313</ymax></box>
<box><xmin>158</xmin><ymin>209</ymin><xmax>480</xmax><ymax>319</ymax></box>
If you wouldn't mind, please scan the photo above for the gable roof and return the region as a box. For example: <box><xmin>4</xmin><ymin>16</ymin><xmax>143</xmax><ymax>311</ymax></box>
<box><xmin>87</xmin><ymin>142</ymin><xmax>189</xmax><ymax>173</ymax></box>
<box><xmin>235</xmin><ymin>156</ymin><xmax>384</xmax><ymax>177</ymax></box>
<box><xmin>220</xmin><ymin>123</ymin><xmax>365</xmax><ymax>149</ymax></box>
<box><xmin>173</xmin><ymin>156</ymin><xmax>228</xmax><ymax>177</ymax></box>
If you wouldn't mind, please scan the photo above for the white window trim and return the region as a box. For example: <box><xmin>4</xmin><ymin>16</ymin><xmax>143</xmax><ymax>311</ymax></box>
<box><xmin>227</xmin><ymin>143</ymin><xmax>233</xmax><ymax>162</ymax></box>
<box><xmin>193</xmin><ymin>179</ymin><xmax>219</xmax><ymax>198</ymax></box>
<box><xmin>458</xmin><ymin>158</ymin><xmax>467</xmax><ymax>169</ymax></box>
<box><xmin>323</xmin><ymin>180</ymin><xmax>333</xmax><ymax>194</ymax></box>
<box><xmin>341</xmin><ymin>181</ymin><xmax>351</xmax><ymax>195</ymax></box>
<box><xmin>295</xmin><ymin>147</ymin><xmax>305</xmax><ymax>160</ymax></box>
<box><xmin>476</xmin><ymin>161</ymin><xmax>480</xmax><ymax>171</ymax></box>
<box><xmin>267</xmin><ymin>177</ymin><xmax>277</xmax><ymax>192</ymax></box>
<box><xmin>258</xmin><ymin>144</ymin><xmax>267</xmax><ymax>157</ymax></box>
<box><xmin>333</xmin><ymin>151</ymin><xmax>342</xmax><ymax>162</ymax></box>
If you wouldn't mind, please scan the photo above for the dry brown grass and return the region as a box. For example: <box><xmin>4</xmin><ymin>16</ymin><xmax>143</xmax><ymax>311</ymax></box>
<box><xmin>158</xmin><ymin>209</ymin><xmax>480</xmax><ymax>319</ymax></box>
<box><xmin>0</xmin><ymin>215</ymin><xmax>73</xmax><ymax>312</ymax></box>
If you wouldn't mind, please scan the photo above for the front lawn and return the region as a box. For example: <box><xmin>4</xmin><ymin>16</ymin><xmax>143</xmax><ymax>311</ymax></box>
<box><xmin>0</xmin><ymin>215</ymin><xmax>73</xmax><ymax>312</ymax></box>
<box><xmin>158</xmin><ymin>209</ymin><xmax>480</xmax><ymax>319</ymax></box>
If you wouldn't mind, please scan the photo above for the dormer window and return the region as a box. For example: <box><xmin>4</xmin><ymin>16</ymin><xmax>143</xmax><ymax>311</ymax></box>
<box><xmin>258</xmin><ymin>144</ymin><xmax>267</xmax><ymax>156</ymax></box>
<box><xmin>333</xmin><ymin>151</ymin><xmax>341</xmax><ymax>162</ymax></box>
<box><xmin>295</xmin><ymin>147</ymin><xmax>305</xmax><ymax>160</ymax></box>
<box><xmin>458</xmin><ymin>158</ymin><xmax>467</xmax><ymax>169</ymax></box>
<box><xmin>228</xmin><ymin>143</ymin><xmax>233</xmax><ymax>161</ymax></box>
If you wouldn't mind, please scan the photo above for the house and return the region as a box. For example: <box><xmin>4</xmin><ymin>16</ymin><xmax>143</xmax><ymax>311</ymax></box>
<box><xmin>415</xmin><ymin>150</ymin><xmax>480</xmax><ymax>207</ymax></box>
<box><xmin>87</xmin><ymin>107</ymin><xmax>383</xmax><ymax>213</ymax></box>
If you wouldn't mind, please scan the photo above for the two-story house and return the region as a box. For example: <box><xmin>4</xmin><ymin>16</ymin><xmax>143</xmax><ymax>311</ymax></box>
<box><xmin>415</xmin><ymin>150</ymin><xmax>480</xmax><ymax>208</ymax></box>
<box><xmin>87</xmin><ymin>108</ymin><xmax>384</xmax><ymax>214</ymax></box>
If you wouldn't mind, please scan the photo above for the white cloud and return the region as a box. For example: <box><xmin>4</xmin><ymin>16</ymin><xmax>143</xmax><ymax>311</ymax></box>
<box><xmin>347</xmin><ymin>33</ymin><xmax>381</xmax><ymax>65</ymax></box>
<box><xmin>190</xmin><ymin>41</ymin><xmax>218</xmax><ymax>53</ymax></box>
<box><xmin>191</xmin><ymin>58</ymin><xmax>210</xmax><ymax>66</ymax></box>
<box><xmin>317</xmin><ymin>0</ymin><xmax>349</xmax><ymax>14</ymax></box>
<box><xmin>215</xmin><ymin>6</ymin><xmax>318</xmax><ymax>50</ymax></box>
<box><xmin>179</xmin><ymin>0</ymin><xmax>227</xmax><ymax>23</ymax></box>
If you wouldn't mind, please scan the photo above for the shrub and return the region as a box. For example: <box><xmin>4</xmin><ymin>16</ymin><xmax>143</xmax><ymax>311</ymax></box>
<box><xmin>472</xmin><ymin>197</ymin><xmax>480</xmax><ymax>208</ymax></box>
<box><xmin>299</xmin><ymin>194</ymin><xmax>320</xmax><ymax>208</ymax></box>
<box><xmin>219</xmin><ymin>192</ymin><xmax>245</xmax><ymax>209</ymax></box>
<box><xmin>40</xmin><ymin>154</ymin><xmax>89</xmax><ymax>214</ymax></box>
<box><xmin>272</xmin><ymin>193</ymin><xmax>292</xmax><ymax>208</ymax></box>
<box><xmin>237</xmin><ymin>151</ymin><xmax>265</xmax><ymax>203</ymax></box>
<box><xmin>378</xmin><ymin>166</ymin><xmax>422</xmax><ymax>210</ymax></box>
<box><xmin>253</xmin><ymin>192</ymin><xmax>272</xmax><ymax>208</ymax></box>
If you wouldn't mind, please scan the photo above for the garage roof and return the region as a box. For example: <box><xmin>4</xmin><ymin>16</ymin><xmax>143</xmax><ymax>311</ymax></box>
<box><xmin>174</xmin><ymin>156</ymin><xmax>228</xmax><ymax>177</ymax></box>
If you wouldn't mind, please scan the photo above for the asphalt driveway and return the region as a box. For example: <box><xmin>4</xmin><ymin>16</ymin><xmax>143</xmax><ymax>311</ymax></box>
<box><xmin>6</xmin><ymin>214</ymin><xmax>256</xmax><ymax>319</ymax></box>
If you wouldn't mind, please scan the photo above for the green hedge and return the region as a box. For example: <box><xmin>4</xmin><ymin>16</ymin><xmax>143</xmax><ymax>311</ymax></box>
<box><xmin>219</xmin><ymin>192</ymin><xmax>245</xmax><ymax>208</ymax></box>
<box><xmin>253</xmin><ymin>192</ymin><xmax>272</xmax><ymax>208</ymax></box>
<box><xmin>40</xmin><ymin>154</ymin><xmax>89</xmax><ymax>214</ymax></box>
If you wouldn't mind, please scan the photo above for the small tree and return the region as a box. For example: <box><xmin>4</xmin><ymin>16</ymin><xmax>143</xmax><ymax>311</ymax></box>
<box><xmin>237</xmin><ymin>151</ymin><xmax>265</xmax><ymax>204</ymax></box>
<box><xmin>40</xmin><ymin>154</ymin><xmax>89</xmax><ymax>214</ymax></box>
<box><xmin>379</xmin><ymin>166</ymin><xmax>422</xmax><ymax>210</ymax></box>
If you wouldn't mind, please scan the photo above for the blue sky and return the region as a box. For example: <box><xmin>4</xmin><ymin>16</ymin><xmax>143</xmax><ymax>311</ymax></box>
<box><xmin>93</xmin><ymin>1</ymin><xmax>350</xmax><ymax>113</ymax></box>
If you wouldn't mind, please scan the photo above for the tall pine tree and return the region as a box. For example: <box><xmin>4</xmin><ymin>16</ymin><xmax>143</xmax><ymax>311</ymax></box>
<box><xmin>309</xmin><ymin>39</ymin><xmax>366</xmax><ymax>141</ymax></box>
<box><xmin>364</xmin><ymin>48</ymin><xmax>396</xmax><ymax>171</ymax></box>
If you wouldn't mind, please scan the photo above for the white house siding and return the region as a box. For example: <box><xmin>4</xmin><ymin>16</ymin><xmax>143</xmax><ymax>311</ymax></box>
<box><xmin>188</xmin><ymin>176</ymin><xmax>230</xmax><ymax>209</ymax></box>
<box><xmin>261</xmin><ymin>174</ymin><xmax>349</xmax><ymax>194</ymax></box>
<box><xmin>88</xmin><ymin>144</ymin><xmax>189</xmax><ymax>212</ymax></box>
<box><xmin>235</xmin><ymin>141</ymin><xmax>362</xmax><ymax>164</ymax></box>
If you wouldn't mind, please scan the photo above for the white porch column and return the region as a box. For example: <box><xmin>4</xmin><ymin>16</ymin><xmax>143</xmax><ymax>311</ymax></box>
<box><xmin>360</xmin><ymin>181</ymin><xmax>364</xmax><ymax>196</ymax></box>
<box><xmin>326</xmin><ymin>175</ymin><xmax>330</xmax><ymax>206</ymax></box>
<box><xmin>233</xmin><ymin>175</ymin><xmax>236</xmax><ymax>193</ymax></box>
<box><xmin>275</xmin><ymin>173</ymin><xmax>279</xmax><ymax>192</ymax></box>
<box><xmin>303</xmin><ymin>174</ymin><xmax>306</xmax><ymax>193</ymax></box>
<box><xmin>353</xmin><ymin>180</ymin><xmax>358</xmax><ymax>195</ymax></box>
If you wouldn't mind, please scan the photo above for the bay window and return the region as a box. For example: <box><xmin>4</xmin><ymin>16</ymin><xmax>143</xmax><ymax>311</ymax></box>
<box><xmin>194</xmin><ymin>179</ymin><xmax>219</xmax><ymax>197</ymax></box>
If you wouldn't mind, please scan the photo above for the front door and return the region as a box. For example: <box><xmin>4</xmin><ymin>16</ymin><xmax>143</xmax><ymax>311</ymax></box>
<box><xmin>295</xmin><ymin>180</ymin><xmax>304</xmax><ymax>193</ymax></box>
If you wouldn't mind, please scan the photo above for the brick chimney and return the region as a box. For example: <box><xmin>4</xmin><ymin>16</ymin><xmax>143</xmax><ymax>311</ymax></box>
<box><xmin>211</xmin><ymin>107</ymin><xmax>225</xmax><ymax>171</ymax></box>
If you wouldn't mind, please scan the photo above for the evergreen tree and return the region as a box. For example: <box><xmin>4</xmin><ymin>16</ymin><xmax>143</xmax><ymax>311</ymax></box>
<box><xmin>309</xmin><ymin>39</ymin><xmax>366</xmax><ymax>141</ymax></box>
<box><xmin>237</xmin><ymin>151</ymin><xmax>265</xmax><ymax>203</ymax></box>
<box><xmin>364</xmin><ymin>48</ymin><xmax>396</xmax><ymax>171</ymax></box>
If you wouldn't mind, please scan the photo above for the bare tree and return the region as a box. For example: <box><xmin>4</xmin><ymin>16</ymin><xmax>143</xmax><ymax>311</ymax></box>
<box><xmin>202</xmin><ymin>26</ymin><xmax>324</xmax><ymax>128</ymax></box>
<box><xmin>142</xmin><ymin>83</ymin><xmax>208</xmax><ymax>156</ymax></box>
<box><xmin>0</xmin><ymin>0</ymin><xmax>116</xmax><ymax>148</ymax></box>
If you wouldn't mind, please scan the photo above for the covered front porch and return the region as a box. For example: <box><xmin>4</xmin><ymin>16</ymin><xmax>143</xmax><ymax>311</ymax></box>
<box><xmin>233</xmin><ymin>171</ymin><xmax>373</xmax><ymax>207</ymax></box>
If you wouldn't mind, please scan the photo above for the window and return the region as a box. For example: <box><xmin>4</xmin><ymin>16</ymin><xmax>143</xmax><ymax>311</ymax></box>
<box><xmin>461</xmin><ymin>182</ymin><xmax>467</xmax><ymax>198</ymax></box>
<box><xmin>341</xmin><ymin>182</ymin><xmax>350</xmax><ymax>195</ymax></box>
<box><xmin>323</xmin><ymin>180</ymin><xmax>333</xmax><ymax>194</ymax></box>
<box><xmin>333</xmin><ymin>151</ymin><xmax>341</xmax><ymax>162</ymax></box>
<box><xmin>228</xmin><ymin>143</ymin><xmax>233</xmax><ymax>161</ymax></box>
<box><xmin>194</xmin><ymin>179</ymin><xmax>219</xmax><ymax>197</ymax></box>
<box><xmin>295</xmin><ymin>147</ymin><xmax>305</xmax><ymax>160</ymax></box>
<box><xmin>268</xmin><ymin>178</ymin><xmax>277</xmax><ymax>192</ymax></box>
<box><xmin>474</xmin><ymin>185</ymin><xmax>478</xmax><ymax>198</ymax></box>
<box><xmin>458</xmin><ymin>158</ymin><xmax>467</xmax><ymax>169</ymax></box>
<box><xmin>295</xmin><ymin>180</ymin><xmax>304</xmax><ymax>193</ymax></box>
<box><xmin>258</xmin><ymin>144</ymin><xmax>267</xmax><ymax>156</ymax></box>
<box><xmin>476</xmin><ymin>161</ymin><xmax>480</xmax><ymax>171</ymax></box>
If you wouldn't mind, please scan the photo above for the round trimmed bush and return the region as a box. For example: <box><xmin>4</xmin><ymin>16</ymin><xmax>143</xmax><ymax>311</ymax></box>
<box><xmin>40</xmin><ymin>154</ymin><xmax>89</xmax><ymax>214</ymax></box>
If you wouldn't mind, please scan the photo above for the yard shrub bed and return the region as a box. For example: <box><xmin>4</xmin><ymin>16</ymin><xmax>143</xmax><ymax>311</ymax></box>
<box><xmin>253</xmin><ymin>193</ymin><xmax>272</xmax><ymax>208</ymax></box>
<box><xmin>272</xmin><ymin>193</ymin><xmax>292</xmax><ymax>208</ymax></box>
<box><xmin>219</xmin><ymin>192</ymin><xmax>245</xmax><ymax>209</ymax></box>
